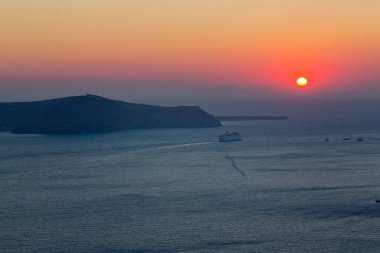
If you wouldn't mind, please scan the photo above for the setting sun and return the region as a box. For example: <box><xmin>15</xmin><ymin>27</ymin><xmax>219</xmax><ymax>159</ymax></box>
<box><xmin>297</xmin><ymin>77</ymin><xmax>308</xmax><ymax>87</ymax></box>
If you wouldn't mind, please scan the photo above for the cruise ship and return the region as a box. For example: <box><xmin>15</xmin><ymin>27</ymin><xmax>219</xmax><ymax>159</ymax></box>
<box><xmin>219</xmin><ymin>131</ymin><xmax>242</xmax><ymax>142</ymax></box>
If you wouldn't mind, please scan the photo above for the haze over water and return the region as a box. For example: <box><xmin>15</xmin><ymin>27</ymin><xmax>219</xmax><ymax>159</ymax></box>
<box><xmin>1</xmin><ymin>120</ymin><xmax>380</xmax><ymax>252</ymax></box>
<box><xmin>1</xmin><ymin>1</ymin><xmax>380</xmax><ymax>252</ymax></box>
<box><xmin>1</xmin><ymin>0</ymin><xmax>380</xmax><ymax>106</ymax></box>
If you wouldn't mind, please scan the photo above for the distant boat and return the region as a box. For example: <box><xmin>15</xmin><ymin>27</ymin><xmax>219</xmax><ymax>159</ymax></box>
<box><xmin>325</xmin><ymin>138</ymin><xmax>329</xmax><ymax>142</ymax></box>
<box><xmin>357</xmin><ymin>137</ymin><xmax>363</xmax><ymax>142</ymax></box>
<box><xmin>376</xmin><ymin>200</ymin><xmax>380</xmax><ymax>203</ymax></box>
<box><xmin>219</xmin><ymin>131</ymin><xmax>242</xmax><ymax>142</ymax></box>
<box><xmin>343</xmin><ymin>137</ymin><xmax>352</xmax><ymax>141</ymax></box>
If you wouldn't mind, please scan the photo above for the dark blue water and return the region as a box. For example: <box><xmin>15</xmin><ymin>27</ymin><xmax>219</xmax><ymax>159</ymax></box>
<box><xmin>1</xmin><ymin>121</ymin><xmax>380</xmax><ymax>252</ymax></box>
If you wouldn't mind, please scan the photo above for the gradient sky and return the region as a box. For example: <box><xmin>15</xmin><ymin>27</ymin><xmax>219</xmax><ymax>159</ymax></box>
<box><xmin>1</xmin><ymin>0</ymin><xmax>380</xmax><ymax>114</ymax></box>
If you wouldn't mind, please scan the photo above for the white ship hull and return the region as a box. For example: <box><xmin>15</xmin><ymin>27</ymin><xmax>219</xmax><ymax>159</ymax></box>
<box><xmin>219</xmin><ymin>133</ymin><xmax>242</xmax><ymax>142</ymax></box>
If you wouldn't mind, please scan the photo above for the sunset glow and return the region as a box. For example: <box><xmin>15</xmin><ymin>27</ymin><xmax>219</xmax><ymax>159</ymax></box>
<box><xmin>1</xmin><ymin>0</ymin><xmax>380</xmax><ymax>100</ymax></box>
<box><xmin>297</xmin><ymin>77</ymin><xmax>308</xmax><ymax>87</ymax></box>
<box><xmin>2</xmin><ymin>2</ymin><xmax>380</xmax><ymax>252</ymax></box>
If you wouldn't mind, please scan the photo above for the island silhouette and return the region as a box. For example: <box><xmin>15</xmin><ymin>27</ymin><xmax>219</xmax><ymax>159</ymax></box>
<box><xmin>0</xmin><ymin>94</ymin><xmax>221</xmax><ymax>134</ymax></box>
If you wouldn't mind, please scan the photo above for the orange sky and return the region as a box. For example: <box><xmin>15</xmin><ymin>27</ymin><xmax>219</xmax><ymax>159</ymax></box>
<box><xmin>1</xmin><ymin>0</ymin><xmax>380</xmax><ymax>98</ymax></box>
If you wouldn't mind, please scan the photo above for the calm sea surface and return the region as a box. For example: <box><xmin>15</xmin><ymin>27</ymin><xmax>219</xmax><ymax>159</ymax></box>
<box><xmin>1</xmin><ymin>120</ymin><xmax>380</xmax><ymax>252</ymax></box>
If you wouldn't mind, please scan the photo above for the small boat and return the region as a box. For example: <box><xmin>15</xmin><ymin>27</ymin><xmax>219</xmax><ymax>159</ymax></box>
<box><xmin>343</xmin><ymin>137</ymin><xmax>352</xmax><ymax>141</ymax></box>
<box><xmin>325</xmin><ymin>138</ymin><xmax>329</xmax><ymax>142</ymax></box>
<box><xmin>376</xmin><ymin>200</ymin><xmax>380</xmax><ymax>203</ymax></box>
<box><xmin>219</xmin><ymin>131</ymin><xmax>242</xmax><ymax>142</ymax></box>
<box><xmin>357</xmin><ymin>137</ymin><xmax>363</xmax><ymax>142</ymax></box>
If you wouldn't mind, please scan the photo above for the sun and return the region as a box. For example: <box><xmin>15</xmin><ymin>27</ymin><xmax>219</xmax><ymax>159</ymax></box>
<box><xmin>297</xmin><ymin>77</ymin><xmax>308</xmax><ymax>87</ymax></box>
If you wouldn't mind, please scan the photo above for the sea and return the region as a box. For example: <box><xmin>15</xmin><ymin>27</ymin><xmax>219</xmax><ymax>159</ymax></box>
<box><xmin>1</xmin><ymin>119</ymin><xmax>380</xmax><ymax>253</ymax></box>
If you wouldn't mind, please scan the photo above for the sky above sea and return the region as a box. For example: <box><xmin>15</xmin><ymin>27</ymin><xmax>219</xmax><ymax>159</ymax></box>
<box><xmin>1</xmin><ymin>0</ymin><xmax>379</xmax><ymax>115</ymax></box>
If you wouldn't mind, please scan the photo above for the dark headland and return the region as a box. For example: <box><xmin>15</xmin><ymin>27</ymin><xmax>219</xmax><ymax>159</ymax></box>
<box><xmin>0</xmin><ymin>94</ymin><xmax>221</xmax><ymax>134</ymax></box>
<box><xmin>216</xmin><ymin>116</ymin><xmax>288</xmax><ymax>121</ymax></box>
